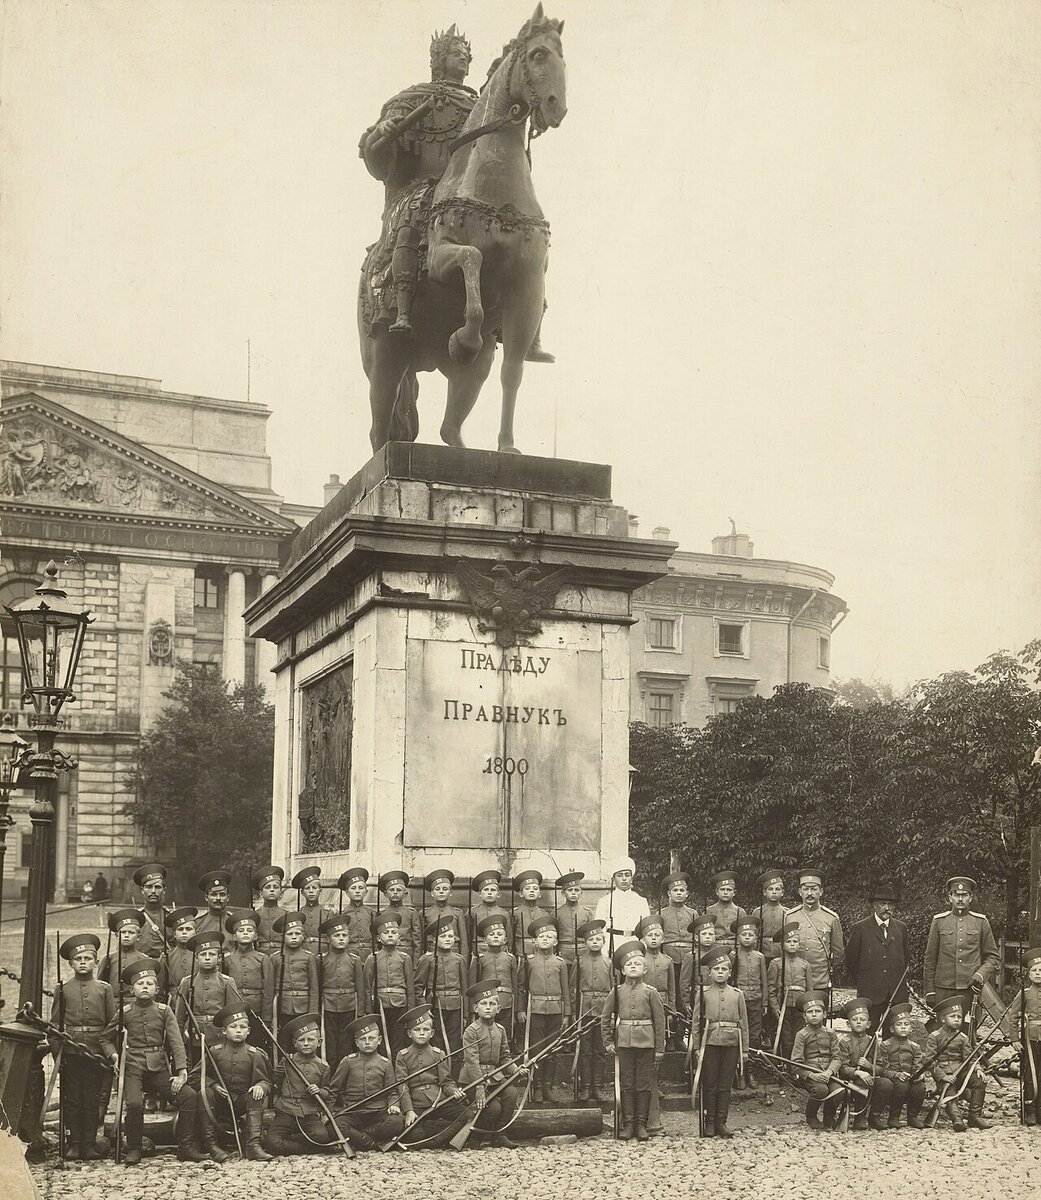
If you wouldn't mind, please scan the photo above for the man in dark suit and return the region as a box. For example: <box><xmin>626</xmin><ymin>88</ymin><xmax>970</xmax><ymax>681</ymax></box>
<box><xmin>844</xmin><ymin>884</ymin><xmax>909</xmax><ymax>1035</ymax></box>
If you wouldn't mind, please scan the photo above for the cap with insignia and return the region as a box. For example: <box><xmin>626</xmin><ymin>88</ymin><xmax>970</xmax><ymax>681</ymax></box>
<box><xmin>214</xmin><ymin>1002</ymin><xmax>252</xmax><ymax>1029</ymax></box>
<box><xmin>730</xmin><ymin>915</ymin><xmax>761</xmax><ymax>935</ymax></box>
<box><xmin>477</xmin><ymin>913</ymin><xmax>507</xmax><ymax>937</ymax></box>
<box><xmin>291</xmin><ymin>866</ymin><xmax>322</xmax><ymax>890</ymax></box>
<box><xmin>612</xmin><ymin>939</ymin><xmax>645</xmax><ymax>970</ymax></box>
<box><xmin>281</xmin><ymin>1013</ymin><xmax>321</xmax><ymax>1048</ymax></box>
<box><xmin>843</xmin><ymin>996</ymin><xmax>872</xmax><ymax>1020</ymax></box>
<box><xmin>251</xmin><ymin>865</ymin><xmax>285</xmax><ymax>890</ymax></box>
<box><xmin>945</xmin><ymin>875</ymin><xmax>977</xmax><ymax>893</ymax></box>
<box><xmin>1025</xmin><ymin>947</ymin><xmax>1041</xmax><ymax>971</ymax></box>
<box><xmin>555</xmin><ymin>870</ymin><xmax>585</xmax><ymax>889</ymax></box>
<box><xmin>424</xmin><ymin>868</ymin><xmax>455</xmax><ymax>890</ymax></box>
<box><xmin>933</xmin><ymin>996</ymin><xmax>964</xmax><ymax>1020</ymax></box>
<box><xmin>634</xmin><ymin>914</ymin><xmax>664</xmax><ymax>939</ymax></box>
<box><xmin>797</xmin><ymin>870</ymin><xmax>823</xmax><ymax>886</ymax></box>
<box><xmin>756</xmin><ymin>869</ymin><xmax>784</xmax><ymax>889</ymax></box>
<box><xmin>869</xmin><ymin>883</ymin><xmax>899</xmax><ymax>901</ymax></box>
<box><xmin>527</xmin><ymin>915</ymin><xmax>557</xmax><ymax>938</ymax></box>
<box><xmin>373</xmin><ymin>909</ymin><xmax>403</xmax><ymax>933</ymax></box>
<box><xmin>472</xmin><ymin>869</ymin><xmax>502</xmax><ymax>890</ymax></box>
<box><xmin>702</xmin><ymin>947</ymin><xmax>731</xmax><ymax>971</ymax></box>
<box><xmin>165</xmin><ymin>906</ymin><xmax>197</xmax><ymax>931</ymax></box>
<box><xmin>347</xmin><ymin>1013</ymin><xmax>381</xmax><ymax>1040</ymax></box>
<box><xmin>888</xmin><ymin>1002</ymin><xmax>913</xmax><ymax>1021</ymax></box>
<box><xmin>798</xmin><ymin>991</ymin><xmax>827</xmax><ymax>1013</ymax></box>
<box><xmin>198</xmin><ymin>869</ymin><xmax>232</xmax><ymax>893</ymax></box>
<box><xmin>224</xmin><ymin>910</ymin><xmax>258</xmax><ymax>935</ymax></box>
<box><xmin>710</xmin><ymin>870</ymin><xmax>737</xmax><ymax>888</ymax></box>
<box><xmin>337</xmin><ymin>866</ymin><xmax>369</xmax><ymax>890</ymax></box>
<box><xmin>378</xmin><ymin>869</ymin><xmax>410</xmax><ymax>892</ymax></box>
<box><xmin>121</xmin><ymin>959</ymin><xmax>158</xmax><ymax>986</ymax></box>
<box><xmin>577</xmin><ymin>919</ymin><xmax>606</xmax><ymax>941</ymax></box>
<box><xmin>188</xmin><ymin>932</ymin><xmax>224</xmax><ymax>954</ymax></box>
<box><xmin>773</xmin><ymin>920</ymin><xmax>801</xmax><ymax>943</ymax></box>
<box><xmin>468</xmin><ymin>978</ymin><xmax>500</xmax><ymax>1005</ymax></box>
<box><xmin>108</xmin><ymin>908</ymin><xmax>145</xmax><ymax>933</ymax></box>
<box><xmin>133</xmin><ymin>863</ymin><xmax>167</xmax><ymax>888</ymax></box>
<box><xmin>513</xmin><ymin>869</ymin><xmax>543</xmax><ymax>889</ymax></box>
<box><xmin>320</xmin><ymin>914</ymin><xmax>351</xmax><ymax>938</ymax></box>
<box><xmin>402</xmin><ymin>1003</ymin><xmax>434</xmax><ymax>1028</ymax></box>
<box><xmin>687</xmin><ymin>914</ymin><xmax>715</xmax><ymax>936</ymax></box>
<box><xmin>662</xmin><ymin>872</ymin><xmax>690</xmax><ymax>889</ymax></box>
<box><xmin>426</xmin><ymin>914</ymin><xmax>457</xmax><ymax>939</ymax></box>
<box><xmin>272</xmin><ymin>912</ymin><xmax>306</xmax><ymax>935</ymax></box>
<box><xmin>59</xmin><ymin>933</ymin><xmax>101</xmax><ymax>960</ymax></box>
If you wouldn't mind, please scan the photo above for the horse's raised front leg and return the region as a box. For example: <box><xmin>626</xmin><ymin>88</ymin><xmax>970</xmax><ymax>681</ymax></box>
<box><xmin>440</xmin><ymin>339</ymin><xmax>496</xmax><ymax>447</ymax></box>
<box><xmin>427</xmin><ymin>241</ymin><xmax>484</xmax><ymax>365</ymax></box>
<box><xmin>497</xmin><ymin>279</ymin><xmax>544</xmax><ymax>454</ymax></box>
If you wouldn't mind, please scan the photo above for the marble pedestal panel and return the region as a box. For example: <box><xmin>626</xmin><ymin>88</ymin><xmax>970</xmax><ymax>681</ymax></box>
<box><xmin>246</xmin><ymin>443</ymin><xmax>673</xmax><ymax>882</ymax></box>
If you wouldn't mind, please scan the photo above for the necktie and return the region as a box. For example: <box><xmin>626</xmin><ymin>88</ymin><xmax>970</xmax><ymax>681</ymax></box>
<box><xmin>881</xmin><ymin>923</ymin><xmax>888</xmax><ymax>942</ymax></box>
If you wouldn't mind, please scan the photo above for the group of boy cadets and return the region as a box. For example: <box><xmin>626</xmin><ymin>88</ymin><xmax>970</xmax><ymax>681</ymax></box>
<box><xmin>47</xmin><ymin>855</ymin><xmax>1041</xmax><ymax>1166</ymax></box>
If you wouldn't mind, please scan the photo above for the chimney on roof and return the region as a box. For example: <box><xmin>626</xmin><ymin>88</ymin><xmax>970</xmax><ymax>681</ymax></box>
<box><xmin>712</xmin><ymin>520</ymin><xmax>753</xmax><ymax>558</ymax></box>
<box><xmin>627</xmin><ymin>514</ymin><xmax>639</xmax><ymax>537</ymax></box>
<box><xmin>324</xmin><ymin>474</ymin><xmax>343</xmax><ymax>505</ymax></box>
<box><xmin>651</xmin><ymin>525</ymin><xmax>670</xmax><ymax>541</ymax></box>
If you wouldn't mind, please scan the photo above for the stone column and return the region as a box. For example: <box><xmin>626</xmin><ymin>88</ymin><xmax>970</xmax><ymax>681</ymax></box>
<box><xmin>222</xmin><ymin>567</ymin><xmax>249</xmax><ymax>687</ymax></box>
<box><xmin>254</xmin><ymin>571</ymin><xmax>279</xmax><ymax>689</ymax></box>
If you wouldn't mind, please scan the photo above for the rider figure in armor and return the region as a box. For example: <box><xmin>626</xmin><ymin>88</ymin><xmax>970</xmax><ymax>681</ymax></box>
<box><xmin>359</xmin><ymin>25</ymin><xmax>553</xmax><ymax>361</ymax></box>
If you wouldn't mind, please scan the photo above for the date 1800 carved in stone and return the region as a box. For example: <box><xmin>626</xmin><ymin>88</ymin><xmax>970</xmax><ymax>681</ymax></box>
<box><xmin>358</xmin><ymin>7</ymin><xmax>567</xmax><ymax>456</ymax></box>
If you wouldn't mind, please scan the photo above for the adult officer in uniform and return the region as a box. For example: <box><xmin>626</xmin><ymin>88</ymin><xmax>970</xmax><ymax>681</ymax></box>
<box><xmin>923</xmin><ymin>875</ymin><xmax>999</xmax><ymax>1026</ymax></box>
<box><xmin>786</xmin><ymin>869</ymin><xmax>844</xmax><ymax>1001</ymax></box>
<box><xmin>844</xmin><ymin>883</ymin><xmax>909</xmax><ymax>1035</ymax></box>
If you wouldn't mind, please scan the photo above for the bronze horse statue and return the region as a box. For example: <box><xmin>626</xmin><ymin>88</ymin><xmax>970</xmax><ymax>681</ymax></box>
<box><xmin>358</xmin><ymin>8</ymin><xmax>567</xmax><ymax>455</ymax></box>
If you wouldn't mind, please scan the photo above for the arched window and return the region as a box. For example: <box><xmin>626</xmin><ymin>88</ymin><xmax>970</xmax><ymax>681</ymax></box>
<box><xmin>0</xmin><ymin>576</ymin><xmax>40</xmax><ymax>711</ymax></box>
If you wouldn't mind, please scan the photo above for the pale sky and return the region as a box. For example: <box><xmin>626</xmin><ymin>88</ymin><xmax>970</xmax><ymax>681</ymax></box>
<box><xmin>1</xmin><ymin>0</ymin><xmax>1038</xmax><ymax>688</ymax></box>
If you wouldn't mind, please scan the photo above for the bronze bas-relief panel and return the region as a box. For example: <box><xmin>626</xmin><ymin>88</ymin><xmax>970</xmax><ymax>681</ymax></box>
<box><xmin>298</xmin><ymin>663</ymin><xmax>353</xmax><ymax>854</ymax></box>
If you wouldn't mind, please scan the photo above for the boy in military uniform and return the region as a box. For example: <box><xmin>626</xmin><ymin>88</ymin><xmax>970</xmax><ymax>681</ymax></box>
<box><xmin>1003</xmin><ymin>946</ymin><xmax>1041</xmax><ymax>1125</ymax></box>
<box><xmin>751</xmin><ymin>868</ymin><xmax>788</xmax><ymax>964</ymax></box>
<box><xmin>133</xmin><ymin>863</ymin><xmax>171</xmax><ymax>960</ymax></box>
<box><xmin>263</xmin><ymin>1012</ymin><xmax>337</xmax><ymax>1156</ymax></box>
<box><xmin>837</xmin><ymin>995</ymin><xmax>892</xmax><ymax>1130</ymax></box>
<box><xmin>319</xmin><ymin>913</ymin><xmax>366</xmax><ymax>1070</ymax></box>
<box><xmin>50</xmin><ymin>933</ymin><xmax>115</xmax><ymax>1160</ymax></box>
<box><xmin>417</xmin><ymin>913</ymin><xmax>468</xmax><ymax>1064</ymax></box>
<box><xmin>768</xmin><ymin>921</ymin><xmax>811</xmax><ymax>1057</ymax></box>
<box><xmin>602</xmin><ymin>940</ymin><xmax>666</xmax><ymax>1142</ymax></box>
<box><xmin>425</xmin><ymin>867</ymin><xmax>468</xmax><ymax>960</ymax></box>
<box><xmin>101</xmin><ymin>959</ymin><xmax>204</xmax><ymax>1164</ymax></box>
<box><xmin>572</xmin><ymin>918</ymin><xmax>611</xmax><ymax>1102</ymax></box>
<box><xmin>691</xmin><ymin>946</ymin><xmax>748</xmax><ymax>1138</ymax></box>
<box><xmin>364</xmin><ymin>909</ymin><xmax>415</xmax><ymax>1060</ymax></box>
<box><xmin>271</xmin><ymin>911</ymin><xmax>319</xmax><ymax>1043</ymax></box>
<box><xmin>791</xmin><ymin>991</ymin><xmax>842</xmax><ymax>1130</ymax></box>
<box><xmin>224</xmin><ymin>910</ymin><xmax>273</xmax><ymax>1032</ymax></box>
<box><xmin>929</xmin><ymin>995</ymin><xmax>992</xmax><ymax>1131</ymax></box>
<box><xmin>923</xmin><ymin>875</ymin><xmax>1000</xmax><ymax>1028</ymax></box>
<box><xmin>555</xmin><ymin>870</ymin><xmax>593</xmax><ymax>964</ymax></box>
<box><xmin>163</xmin><ymin>907</ymin><xmax>198</xmax><ymax>997</ymax></box>
<box><xmin>636</xmin><ymin>910</ymin><xmax>675</xmax><ymax>1124</ymax></box>
<box><xmin>679</xmin><ymin>914</ymin><xmax>717</xmax><ymax>1012</ymax></box>
<box><xmin>395</xmin><ymin>1002</ymin><xmax>470</xmax><ymax>1147</ymax></box>
<box><xmin>379</xmin><ymin>870</ymin><xmax>422</xmax><ymax>964</ymax></box>
<box><xmin>787</xmin><ymin>870</ymin><xmax>844</xmax><ymax>1006</ymax></box>
<box><xmin>252</xmin><ymin>865</ymin><xmax>287</xmax><ymax>956</ymax></box>
<box><xmin>471</xmin><ymin>869</ymin><xmax>512</xmax><ymax>955</ymax></box>
<box><xmin>186</xmin><ymin>1001</ymin><xmax>273</xmax><ymax>1160</ymax></box>
<box><xmin>337</xmin><ymin>866</ymin><xmax>374</xmax><ymax>962</ymax></box>
<box><xmin>705</xmin><ymin>870</ymin><xmax>746</xmax><ymax>952</ymax></box>
<box><xmin>292</xmin><ymin>865</ymin><xmax>330</xmax><ymax>953</ymax></box>
<box><xmin>513</xmin><ymin>869</ymin><xmax>549</xmax><ymax>960</ymax></box>
<box><xmin>459</xmin><ymin>978</ymin><xmax>522</xmax><ymax>1148</ymax></box>
<box><xmin>520</xmin><ymin>914</ymin><xmax>570</xmax><ymax>1104</ymax></box>
<box><xmin>329</xmin><ymin>1012</ymin><xmax>405</xmax><ymax>1150</ymax></box>
<box><xmin>471</xmin><ymin>913</ymin><xmax>519</xmax><ymax>1042</ymax></box>
<box><xmin>730</xmin><ymin>914</ymin><xmax>768</xmax><ymax>1082</ymax></box>
<box><xmin>660</xmin><ymin>872</ymin><xmax>696</xmax><ymax>1049</ymax></box>
<box><xmin>877</xmin><ymin>1001</ymin><xmax>926</xmax><ymax>1128</ymax></box>
<box><xmin>98</xmin><ymin>909</ymin><xmax>153</xmax><ymax>1006</ymax></box>
<box><xmin>194</xmin><ymin>869</ymin><xmax>234</xmax><ymax>949</ymax></box>
<box><xmin>175</xmin><ymin>931</ymin><xmax>243</xmax><ymax>1067</ymax></box>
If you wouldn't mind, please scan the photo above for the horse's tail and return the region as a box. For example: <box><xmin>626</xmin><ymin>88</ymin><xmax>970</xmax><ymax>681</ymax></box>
<box><xmin>389</xmin><ymin>367</ymin><xmax>420</xmax><ymax>443</ymax></box>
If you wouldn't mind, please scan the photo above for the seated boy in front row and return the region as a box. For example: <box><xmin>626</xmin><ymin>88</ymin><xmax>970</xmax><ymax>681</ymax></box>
<box><xmin>836</xmin><ymin>995</ymin><xmax>892</xmax><ymax>1130</ymax></box>
<box><xmin>928</xmin><ymin>995</ymin><xmax>992</xmax><ymax>1131</ymax></box>
<box><xmin>100</xmin><ymin>960</ymin><xmax>204</xmax><ymax>1165</ymax></box>
<box><xmin>877</xmin><ymin>1002</ymin><xmax>926</xmax><ymax>1129</ymax></box>
<box><xmin>396</xmin><ymin>1002</ymin><xmax>470</xmax><ymax>1147</ymax></box>
<box><xmin>329</xmin><ymin>1013</ymin><xmax>405</xmax><ymax>1149</ymax></box>
<box><xmin>459</xmin><ymin>979</ymin><xmax>523</xmax><ymax>1148</ymax></box>
<box><xmin>263</xmin><ymin>1013</ymin><xmax>338</xmax><ymax>1156</ymax></box>
<box><xmin>790</xmin><ymin>991</ymin><xmax>842</xmax><ymax>1131</ymax></box>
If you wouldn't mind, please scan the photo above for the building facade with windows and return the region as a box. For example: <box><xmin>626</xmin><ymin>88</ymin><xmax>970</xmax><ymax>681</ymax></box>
<box><xmin>630</xmin><ymin>525</ymin><xmax>847</xmax><ymax>727</ymax></box>
<box><xmin>0</xmin><ymin>361</ymin><xmax>318</xmax><ymax>903</ymax></box>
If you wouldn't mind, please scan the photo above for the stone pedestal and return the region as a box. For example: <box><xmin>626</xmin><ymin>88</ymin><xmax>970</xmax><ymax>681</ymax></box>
<box><xmin>246</xmin><ymin>443</ymin><xmax>672</xmax><ymax>882</ymax></box>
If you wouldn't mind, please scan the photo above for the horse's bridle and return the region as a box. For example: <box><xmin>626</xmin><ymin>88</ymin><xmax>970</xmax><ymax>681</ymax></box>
<box><xmin>447</xmin><ymin>43</ymin><xmax>547</xmax><ymax>157</ymax></box>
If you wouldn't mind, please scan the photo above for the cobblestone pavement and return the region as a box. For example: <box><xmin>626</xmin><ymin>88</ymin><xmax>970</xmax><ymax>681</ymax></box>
<box><xmin>28</xmin><ymin>1117</ymin><xmax>1037</xmax><ymax>1200</ymax></box>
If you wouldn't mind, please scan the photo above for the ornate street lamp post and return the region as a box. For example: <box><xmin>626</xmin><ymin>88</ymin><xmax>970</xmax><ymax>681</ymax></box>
<box><xmin>4</xmin><ymin>561</ymin><xmax>92</xmax><ymax>1009</ymax></box>
<box><xmin>0</xmin><ymin>713</ymin><xmax>30</xmax><ymax>936</ymax></box>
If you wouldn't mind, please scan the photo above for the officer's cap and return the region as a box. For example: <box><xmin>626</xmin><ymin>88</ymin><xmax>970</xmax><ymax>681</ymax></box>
<box><xmin>513</xmin><ymin>869</ymin><xmax>543</xmax><ymax>889</ymax></box>
<box><xmin>121</xmin><ymin>960</ymin><xmax>158</xmax><ymax>986</ymax></box>
<box><xmin>165</xmin><ymin>906</ymin><xmax>197</xmax><ymax>931</ymax></box>
<box><xmin>612</xmin><ymin>940</ymin><xmax>645</xmax><ymax>970</ymax></box>
<box><xmin>108</xmin><ymin>908</ymin><xmax>144</xmax><ymax>934</ymax></box>
<box><xmin>280</xmin><ymin>1014</ymin><xmax>321</xmax><ymax>1048</ymax></box>
<box><xmin>251</xmin><ymin>865</ymin><xmax>285</xmax><ymax>890</ymax></box>
<box><xmin>424</xmin><ymin>868</ymin><xmax>455</xmax><ymax>889</ymax></box>
<box><xmin>133</xmin><ymin>864</ymin><xmax>167</xmax><ymax>888</ymax></box>
<box><xmin>291</xmin><ymin>866</ymin><xmax>322</xmax><ymax>890</ymax></box>
<box><xmin>527</xmin><ymin>915</ymin><xmax>557</xmax><ymax>938</ymax></box>
<box><xmin>59</xmin><ymin>933</ymin><xmax>100</xmax><ymax>960</ymax></box>
<box><xmin>378</xmin><ymin>870</ymin><xmax>410</xmax><ymax>892</ymax></box>
<box><xmin>472</xmin><ymin>869</ymin><xmax>502</xmax><ymax>891</ymax></box>
<box><xmin>555</xmin><ymin>870</ymin><xmax>585</xmax><ymax>889</ymax></box>
<box><xmin>337</xmin><ymin>866</ymin><xmax>369</xmax><ymax>890</ymax></box>
<box><xmin>214</xmin><ymin>1003</ymin><xmax>252</xmax><ymax>1029</ymax></box>
<box><xmin>477</xmin><ymin>913</ymin><xmax>507</xmax><ymax>937</ymax></box>
<box><xmin>198</xmin><ymin>869</ymin><xmax>232</xmax><ymax>893</ymax></box>
<box><xmin>224</xmin><ymin>909</ymin><xmax>258</xmax><ymax>935</ymax></box>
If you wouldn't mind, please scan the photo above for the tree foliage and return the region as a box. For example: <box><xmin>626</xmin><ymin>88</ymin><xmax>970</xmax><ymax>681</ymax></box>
<box><xmin>125</xmin><ymin>662</ymin><xmax>274</xmax><ymax>898</ymax></box>
<box><xmin>630</xmin><ymin>643</ymin><xmax>1041</xmax><ymax>940</ymax></box>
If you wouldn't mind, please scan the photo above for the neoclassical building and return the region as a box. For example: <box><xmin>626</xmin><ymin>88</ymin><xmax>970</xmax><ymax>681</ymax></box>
<box><xmin>630</xmin><ymin>524</ymin><xmax>847</xmax><ymax>727</ymax></box>
<box><xmin>0</xmin><ymin>361</ymin><xmax>318</xmax><ymax>902</ymax></box>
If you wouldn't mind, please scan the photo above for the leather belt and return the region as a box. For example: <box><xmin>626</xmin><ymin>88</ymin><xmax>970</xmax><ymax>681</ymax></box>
<box><xmin>66</xmin><ymin>1025</ymin><xmax>103</xmax><ymax>1033</ymax></box>
<box><xmin>709</xmin><ymin>1020</ymin><xmax>739</xmax><ymax>1029</ymax></box>
<box><xmin>323</xmin><ymin>989</ymin><xmax>356</xmax><ymax>996</ymax></box>
<box><xmin>620</xmin><ymin>1018</ymin><xmax>652</xmax><ymax>1026</ymax></box>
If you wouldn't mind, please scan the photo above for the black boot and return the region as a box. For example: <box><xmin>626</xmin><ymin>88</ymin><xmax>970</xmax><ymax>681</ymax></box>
<box><xmin>124</xmin><ymin>1109</ymin><xmax>144</xmax><ymax>1166</ymax></box>
<box><xmin>618</xmin><ymin>1094</ymin><xmax>634</xmax><ymax>1140</ymax></box>
<box><xmin>634</xmin><ymin>1092</ymin><xmax>650</xmax><ymax>1141</ymax></box>
<box><xmin>805</xmin><ymin>1100</ymin><xmax>823</xmax><ymax>1130</ymax></box>
<box><xmin>886</xmin><ymin>1099</ymin><xmax>904</xmax><ymax>1129</ymax></box>
<box><xmin>716</xmin><ymin>1090</ymin><xmax>734</xmax><ymax>1138</ymax></box>
<box><xmin>197</xmin><ymin>1111</ymin><xmax>228</xmax><ymax>1162</ymax></box>
<box><xmin>967</xmin><ymin>1084</ymin><xmax>993</xmax><ymax>1130</ymax></box>
<box><xmin>244</xmin><ymin>1110</ymin><xmax>273</xmax><ymax>1161</ymax></box>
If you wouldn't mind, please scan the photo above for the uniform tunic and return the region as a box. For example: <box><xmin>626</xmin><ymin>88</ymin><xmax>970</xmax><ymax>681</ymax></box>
<box><xmin>571</xmin><ymin>951</ymin><xmax>613</xmax><ymax>1019</ymax></box>
<box><xmin>164</xmin><ymin>944</ymin><xmax>194</xmax><ymax>997</ymax></box>
<box><xmin>395</xmin><ymin>1042</ymin><xmax>454</xmax><ymax>1113</ymax></box>
<box><xmin>321</xmin><ymin>949</ymin><xmax>366</xmax><ymax>1014</ymax></box>
<box><xmin>101</xmin><ymin>998</ymin><xmax>189</xmax><ymax>1074</ymax></box>
<box><xmin>472</xmin><ymin>902</ymin><xmax>513</xmax><ymax>955</ymax></box>
<box><xmin>679</xmin><ymin>948</ymin><xmax>716</xmax><ymax>1009</ymax></box>
<box><xmin>136</xmin><ymin>906</ymin><xmax>171</xmax><ymax>958</ymax></box>
<box><xmin>750</xmin><ymin>902</ymin><xmax>788</xmax><ymax>962</ymax></box>
<box><xmin>364</xmin><ymin>948</ymin><xmax>415</xmax><ymax>1012</ymax></box>
<box><xmin>383</xmin><ymin>902</ymin><xmax>423</xmax><ymax>964</ymax></box>
<box><xmin>555</xmin><ymin>902</ymin><xmax>594</xmax><ymax>962</ymax></box>
<box><xmin>837</xmin><ymin>1030</ymin><xmax>879</xmax><ymax>1080</ymax></box>
<box><xmin>459</xmin><ymin>1018</ymin><xmax>519</xmax><ymax>1086</ymax></box>
<box><xmin>50</xmin><ymin>976</ymin><xmax>116</xmax><ymax>1056</ymax></box>
<box><xmin>520</xmin><ymin>952</ymin><xmax>571</xmax><ymax>1017</ymax></box>
<box><xmin>341</xmin><ymin>901</ymin><xmax>374</xmax><ymax>961</ymax></box>
<box><xmin>601</xmin><ymin>980</ymin><xmax>666</xmax><ymax>1051</ymax></box>
<box><xmin>878</xmin><ymin>1035</ymin><xmax>923</xmax><ymax>1079</ymax></box>
<box><xmin>1001</xmin><ymin>983</ymin><xmax>1041</xmax><ymax>1045</ymax></box>
<box><xmin>661</xmin><ymin>902</ymin><xmax>697</xmax><ymax>966</ymax></box>
<box><xmin>271</xmin><ymin>1053</ymin><xmax>330</xmax><ymax>1117</ymax></box>
<box><xmin>194</xmin><ymin>909</ymin><xmax>235</xmax><ymax>949</ymax></box>
<box><xmin>330</xmin><ymin>1050</ymin><xmax>401</xmax><ymax>1112</ymax></box>
<box><xmin>731</xmin><ymin>945</ymin><xmax>768</xmax><ymax>1048</ymax></box>
<box><xmin>691</xmin><ymin>983</ymin><xmax>749</xmax><ymax>1049</ymax></box>
<box><xmin>188</xmin><ymin>1039</ymin><xmax>272</xmax><ymax>1111</ymax></box>
<box><xmin>270</xmin><ymin>947</ymin><xmax>319</xmax><ymax>1016</ymax></box>
<box><xmin>254</xmin><ymin>902</ymin><xmax>288</xmax><ymax>956</ymax></box>
<box><xmin>175</xmin><ymin>970</ymin><xmax>243</xmax><ymax>1046</ymax></box>
<box><xmin>922</xmin><ymin>909</ymin><xmax>1000</xmax><ymax>995</ymax></box>
<box><xmin>471</xmin><ymin>949</ymin><xmax>519</xmax><ymax>1017</ymax></box>
<box><xmin>98</xmin><ymin>948</ymin><xmax>157</xmax><ymax>1005</ymax></box>
<box><xmin>427</xmin><ymin>903</ymin><xmax>469</xmax><ymax>961</ymax></box>
<box><xmin>926</xmin><ymin>1027</ymin><xmax>972</xmax><ymax>1084</ymax></box>
<box><xmin>641</xmin><ymin>948</ymin><xmax>677</xmax><ymax>1012</ymax></box>
<box><xmin>792</xmin><ymin>1025</ymin><xmax>841</xmax><ymax>1075</ymax></box>
<box><xmin>767</xmin><ymin>953</ymin><xmax>813</xmax><ymax>1013</ymax></box>
<box><xmin>225</xmin><ymin>947</ymin><xmax>274</xmax><ymax>1021</ymax></box>
<box><xmin>416</xmin><ymin>950</ymin><xmax>468</xmax><ymax>1026</ymax></box>
<box><xmin>513</xmin><ymin>901</ymin><xmax>549</xmax><ymax>959</ymax></box>
<box><xmin>299</xmin><ymin>901</ymin><xmax>333</xmax><ymax>953</ymax></box>
<box><xmin>705</xmin><ymin>901</ymin><xmax>747</xmax><ymax>951</ymax></box>
<box><xmin>786</xmin><ymin>903</ymin><xmax>844</xmax><ymax>989</ymax></box>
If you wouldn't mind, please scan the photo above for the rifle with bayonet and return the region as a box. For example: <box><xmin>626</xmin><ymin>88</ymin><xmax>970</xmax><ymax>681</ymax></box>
<box><xmin>181</xmin><ymin>999</ymin><xmax>244</xmax><ymax>1157</ymax></box>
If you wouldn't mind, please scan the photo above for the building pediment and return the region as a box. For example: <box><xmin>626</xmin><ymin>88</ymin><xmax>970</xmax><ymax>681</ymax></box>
<box><xmin>0</xmin><ymin>392</ymin><xmax>295</xmax><ymax>535</ymax></box>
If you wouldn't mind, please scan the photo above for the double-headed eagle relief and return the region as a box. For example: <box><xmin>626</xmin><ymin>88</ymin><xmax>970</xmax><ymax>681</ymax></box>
<box><xmin>455</xmin><ymin>559</ymin><xmax>571</xmax><ymax>648</ymax></box>
<box><xmin>358</xmin><ymin>7</ymin><xmax>567</xmax><ymax>455</ymax></box>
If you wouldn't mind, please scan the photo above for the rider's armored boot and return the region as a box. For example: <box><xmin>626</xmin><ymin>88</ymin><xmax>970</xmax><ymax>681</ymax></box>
<box><xmin>389</xmin><ymin>232</ymin><xmax>420</xmax><ymax>333</ymax></box>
